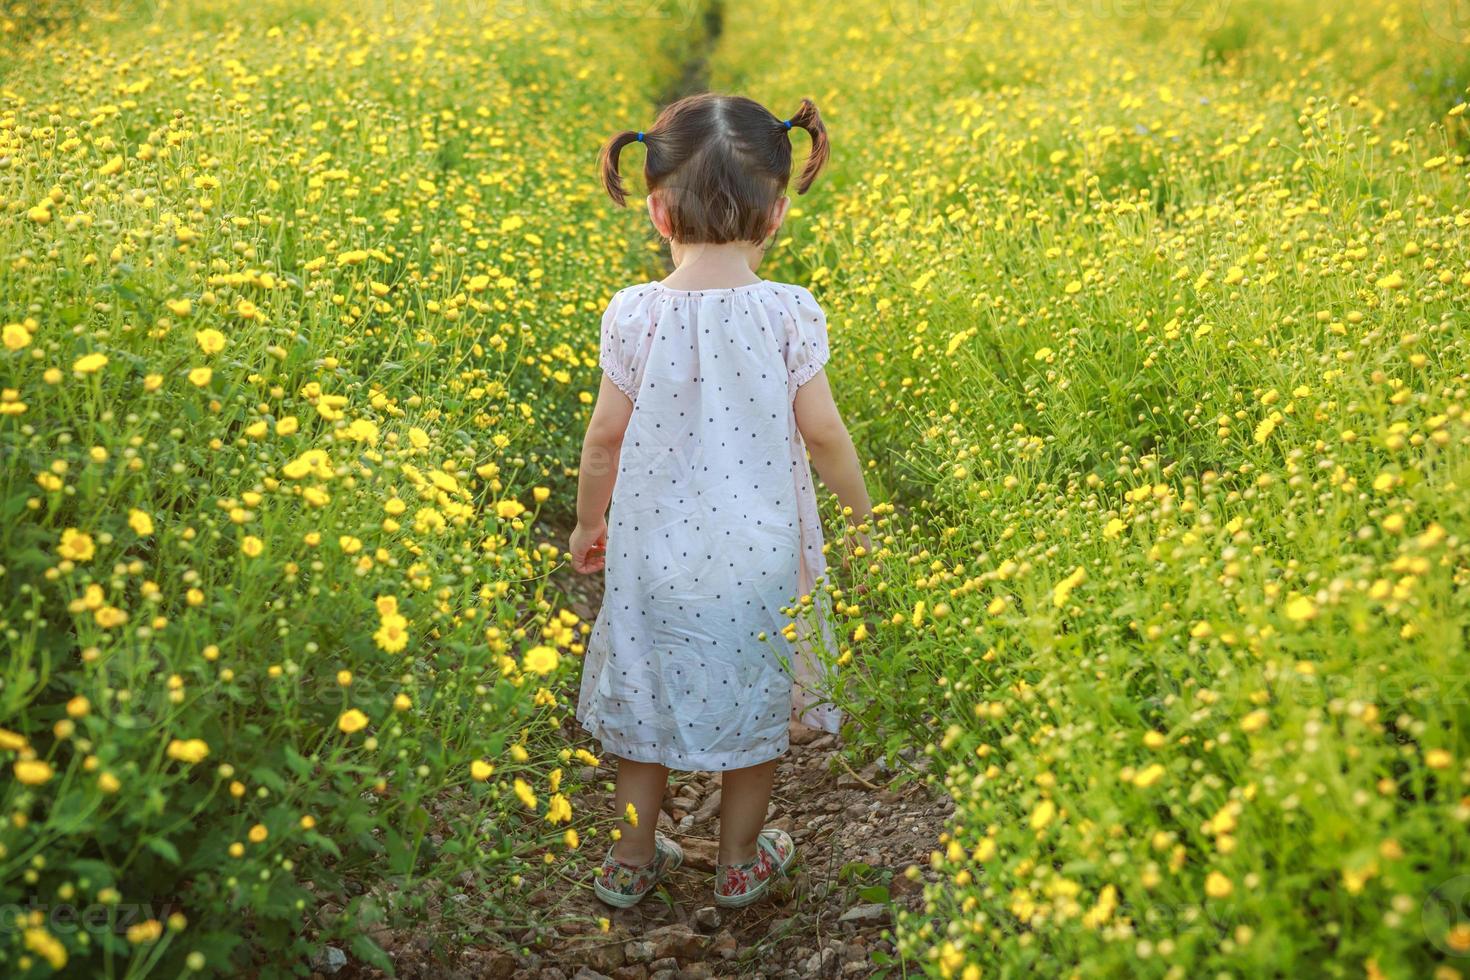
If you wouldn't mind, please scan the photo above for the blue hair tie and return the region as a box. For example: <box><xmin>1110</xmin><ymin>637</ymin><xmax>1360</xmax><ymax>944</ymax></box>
<box><xmin>635</xmin><ymin>131</ymin><xmax>644</xmax><ymax>142</ymax></box>
<box><xmin>782</xmin><ymin>118</ymin><xmax>793</xmax><ymax>130</ymax></box>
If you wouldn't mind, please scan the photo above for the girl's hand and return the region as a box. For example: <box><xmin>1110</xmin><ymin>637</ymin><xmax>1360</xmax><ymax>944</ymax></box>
<box><xmin>569</xmin><ymin>521</ymin><xmax>608</xmax><ymax>574</ymax></box>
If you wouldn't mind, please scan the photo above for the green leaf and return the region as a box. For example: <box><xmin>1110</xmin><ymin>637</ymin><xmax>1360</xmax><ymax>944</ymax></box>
<box><xmin>858</xmin><ymin>885</ymin><xmax>890</xmax><ymax>904</ymax></box>
<box><xmin>145</xmin><ymin>837</ymin><xmax>181</xmax><ymax>865</ymax></box>
<box><xmin>250</xmin><ymin>765</ymin><xmax>288</xmax><ymax>793</ymax></box>
<box><xmin>350</xmin><ymin>933</ymin><xmax>393</xmax><ymax>973</ymax></box>
<box><xmin>283</xmin><ymin>745</ymin><xmax>314</xmax><ymax>778</ymax></box>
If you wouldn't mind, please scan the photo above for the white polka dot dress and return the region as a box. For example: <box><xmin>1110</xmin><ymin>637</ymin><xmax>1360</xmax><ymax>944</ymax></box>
<box><xmin>576</xmin><ymin>280</ymin><xmax>842</xmax><ymax>772</ymax></box>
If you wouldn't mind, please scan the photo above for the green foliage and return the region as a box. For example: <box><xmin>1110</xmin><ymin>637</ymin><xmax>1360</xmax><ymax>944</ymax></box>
<box><xmin>717</xmin><ymin>0</ymin><xmax>1470</xmax><ymax>975</ymax></box>
<box><xmin>0</xmin><ymin>1</ymin><xmax>662</xmax><ymax>974</ymax></box>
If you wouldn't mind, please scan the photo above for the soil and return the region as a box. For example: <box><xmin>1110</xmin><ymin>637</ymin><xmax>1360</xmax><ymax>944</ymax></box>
<box><xmin>331</xmin><ymin>543</ymin><xmax>950</xmax><ymax>980</ymax></box>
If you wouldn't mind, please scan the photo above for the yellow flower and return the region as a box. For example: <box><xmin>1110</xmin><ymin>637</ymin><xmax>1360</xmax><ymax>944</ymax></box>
<box><xmin>166</xmin><ymin>298</ymin><xmax>193</xmax><ymax>316</ymax></box>
<box><xmin>2</xmin><ymin>322</ymin><xmax>30</xmax><ymax>350</ymax></box>
<box><xmin>470</xmin><ymin>759</ymin><xmax>494</xmax><ymax>781</ymax></box>
<box><xmin>248</xmin><ymin>823</ymin><xmax>269</xmax><ymax>843</ymax></box>
<box><xmin>523</xmin><ymin>645</ymin><xmax>559</xmax><ymax>675</ymax></box>
<box><xmin>345</xmin><ymin>418</ymin><xmax>380</xmax><ymax>444</ymax></box>
<box><xmin>15</xmin><ymin>759</ymin><xmax>55</xmax><ymax>785</ymax></box>
<box><xmin>564</xmin><ymin>828</ymin><xmax>580</xmax><ymax>849</ymax></box>
<box><xmin>188</xmin><ymin>366</ymin><xmax>213</xmax><ymax>387</ymax></box>
<box><xmin>1425</xmin><ymin>748</ymin><xmax>1452</xmax><ymax>770</ymax></box>
<box><xmin>393</xmin><ymin>693</ymin><xmax>412</xmax><ymax>711</ymax></box>
<box><xmin>195</xmin><ymin>328</ymin><xmax>227</xmax><ymax>354</ymax></box>
<box><xmin>23</xmin><ymin>927</ymin><xmax>67</xmax><ymax>970</ymax></box>
<box><xmin>546</xmin><ymin>792</ymin><xmax>572</xmax><ymax>824</ymax></box>
<box><xmin>624</xmin><ymin>802</ymin><xmax>639</xmax><ymax>827</ymax></box>
<box><xmin>1051</xmin><ymin>566</ymin><xmax>1086</xmax><ymax>608</ymax></box>
<box><xmin>374</xmin><ymin>615</ymin><xmax>409</xmax><ymax>653</ymax></box>
<box><xmin>1283</xmin><ymin>595</ymin><xmax>1317</xmax><ymax>622</ymax></box>
<box><xmin>0</xmin><ymin>728</ymin><xmax>28</xmax><ymax>751</ymax></box>
<box><xmin>1133</xmin><ymin>763</ymin><xmax>1166</xmax><ymax>788</ymax></box>
<box><xmin>514</xmin><ymin>778</ymin><xmax>538</xmax><ymax>810</ymax></box>
<box><xmin>166</xmin><ymin>738</ymin><xmax>211</xmax><ymax>764</ymax></box>
<box><xmin>128</xmin><ymin>509</ymin><xmax>154</xmax><ymax>535</ymax></box>
<box><xmin>496</xmin><ymin>499</ymin><xmax>525</xmax><ymax>519</ymax></box>
<box><xmin>73</xmin><ymin>352</ymin><xmax>108</xmax><ymax>374</ymax></box>
<box><xmin>57</xmin><ymin>528</ymin><xmax>96</xmax><ymax>562</ymax></box>
<box><xmin>1205</xmin><ymin>870</ymin><xmax>1234</xmax><ymax>898</ymax></box>
<box><xmin>337</xmin><ymin>709</ymin><xmax>369</xmax><ymax>734</ymax></box>
<box><xmin>241</xmin><ymin>535</ymin><xmax>264</xmax><ymax>557</ymax></box>
<box><xmin>98</xmin><ymin>771</ymin><xmax>121</xmax><ymax>794</ymax></box>
<box><xmin>1030</xmin><ymin>799</ymin><xmax>1056</xmax><ymax>830</ymax></box>
<box><xmin>126</xmin><ymin>919</ymin><xmax>164</xmax><ymax>944</ymax></box>
<box><xmin>1239</xmin><ymin>709</ymin><xmax>1269</xmax><ymax>734</ymax></box>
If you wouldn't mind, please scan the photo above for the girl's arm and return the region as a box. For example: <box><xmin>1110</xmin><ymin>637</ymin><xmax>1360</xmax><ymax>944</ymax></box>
<box><xmin>793</xmin><ymin>370</ymin><xmax>873</xmax><ymax>547</ymax></box>
<box><xmin>569</xmin><ymin>377</ymin><xmax>634</xmax><ymax>573</ymax></box>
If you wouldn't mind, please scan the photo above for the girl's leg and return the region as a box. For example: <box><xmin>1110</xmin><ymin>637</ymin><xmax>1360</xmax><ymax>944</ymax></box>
<box><xmin>612</xmin><ymin>757</ymin><xmax>669</xmax><ymax>865</ymax></box>
<box><xmin>717</xmin><ymin>758</ymin><xmax>779</xmax><ymax>865</ymax></box>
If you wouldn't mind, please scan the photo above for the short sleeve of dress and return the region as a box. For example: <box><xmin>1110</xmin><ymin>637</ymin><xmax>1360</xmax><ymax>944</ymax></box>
<box><xmin>784</xmin><ymin>288</ymin><xmax>830</xmax><ymax>389</ymax></box>
<box><xmin>599</xmin><ymin>289</ymin><xmax>640</xmax><ymax>400</ymax></box>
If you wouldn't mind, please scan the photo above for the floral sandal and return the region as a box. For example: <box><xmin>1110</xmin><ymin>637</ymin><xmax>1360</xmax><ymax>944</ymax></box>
<box><xmin>714</xmin><ymin>828</ymin><xmax>796</xmax><ymax>908</ymax></box>
<box><xmin>593</xmin><ymin>833</ymin><xmax>684</xmax><ymax>908</ymax></box>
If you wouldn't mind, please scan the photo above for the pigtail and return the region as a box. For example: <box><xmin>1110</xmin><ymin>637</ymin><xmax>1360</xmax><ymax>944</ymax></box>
<box><xmin>599</xmin><ymin>130</ymin><xmax>644</xmax><ymax>207</ymax></box>
<box><xmin>787</xmin><ymin>98</ymin><xmax>829</xmax><ymax>194</ymax></box>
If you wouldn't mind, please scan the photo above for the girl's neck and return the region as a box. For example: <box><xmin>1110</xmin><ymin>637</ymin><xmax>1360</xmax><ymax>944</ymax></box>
<box><xmin>662</xmin><ymin>240</ymin><xmax>765</xmax><ymax>290</ymax></box>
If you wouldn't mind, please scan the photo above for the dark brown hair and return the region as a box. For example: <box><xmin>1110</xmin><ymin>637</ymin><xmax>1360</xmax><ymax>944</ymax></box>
<box><xmin>598</xmin><ymin>93</ymin><xmax>829</xmax><ymax>245</ymax></box>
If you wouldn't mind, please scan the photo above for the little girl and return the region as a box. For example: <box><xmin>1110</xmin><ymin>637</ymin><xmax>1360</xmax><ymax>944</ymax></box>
<box><xmin>569</xmin><ymin>93</ymin><xmax>872</xmax><ymax>909</ymax></box>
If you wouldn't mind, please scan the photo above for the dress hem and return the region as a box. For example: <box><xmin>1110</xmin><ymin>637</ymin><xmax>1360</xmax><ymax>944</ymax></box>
<box><xmin>576</xmin><ymin>710</ymin><xmax>790</xmax><ymax>772</ymax></box>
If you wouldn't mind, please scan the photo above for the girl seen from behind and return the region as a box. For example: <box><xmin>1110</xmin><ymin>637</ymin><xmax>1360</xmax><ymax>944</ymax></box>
<box><xmin>570</xmin><ymin>93</ymin><xmax>872</xmax><ymax>909</ymax></box>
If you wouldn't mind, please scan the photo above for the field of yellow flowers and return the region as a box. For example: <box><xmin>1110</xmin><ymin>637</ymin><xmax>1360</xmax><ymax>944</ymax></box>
<box><xmin>3</xmin><ymin>0</ymin><xmax>1469</xmax><ymax>976</ymax></box>
<box><xmin>0</xmin><ymin>0</ymin><xmax>688</xmax><ymax>974</ymax></box>
<box><xmin>718</xmin><ymin>0</ymin><xmax>1470</xmax><ymax>975</ymax></box>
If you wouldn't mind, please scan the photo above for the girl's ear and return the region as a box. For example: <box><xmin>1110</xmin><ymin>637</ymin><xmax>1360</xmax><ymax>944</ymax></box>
<box><xmin>647</xmin><ymin>193</ymin><xmax>674</xmax><ymax>240</ymax></box>
<box><xmin>766</xmin><ymin>195</ymin><xmax>791</xmax><ymax>240</ymax></box>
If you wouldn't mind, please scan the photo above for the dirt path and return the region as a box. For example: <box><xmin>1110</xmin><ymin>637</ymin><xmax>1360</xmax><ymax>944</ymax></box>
<box><xmin>358</xmin><ymin>549</ymin><xmax>950</xmax><ymax>980</ymax></box>
<box><xmin>404</xmin><ymin>733</ymin><xmax>951</xmax><ymax>980</ymax></box>
<box><xmin>525</xmin><ymin>729</ymin><xmax>951</xmax><ymax>979</ymax></box>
